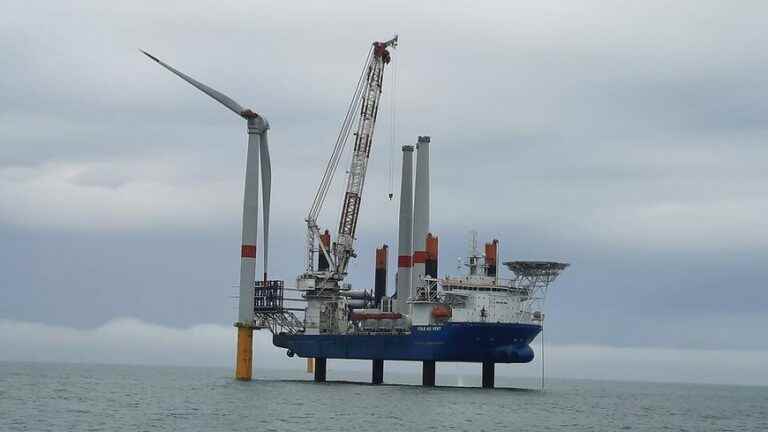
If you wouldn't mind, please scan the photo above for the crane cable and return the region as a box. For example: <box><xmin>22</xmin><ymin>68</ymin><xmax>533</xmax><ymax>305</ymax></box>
<box><xmin>307</xmin><ymin>46</ymin><xmax>374</xmax><ymax>221</ymax></box>
<box><xmin>387</xmin><ymin>50</ymin><xmax>398</xmax><ymax>200</ymax></box>
<box><xmin>387</xmin><ymin>52</ymin><xmax>400</xmax><ymax>298</ymax></box>
<box><xmin>309</xmin><ymin>47</ymin><xmax>370</xmax><ymax>219</ymax></box>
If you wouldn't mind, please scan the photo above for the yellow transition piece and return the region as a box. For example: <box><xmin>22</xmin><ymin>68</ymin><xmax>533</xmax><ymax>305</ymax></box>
<box><xmin>235</xmin><ymin>326</ymin><xmax>253</xmax><ymax>381</ymax></box>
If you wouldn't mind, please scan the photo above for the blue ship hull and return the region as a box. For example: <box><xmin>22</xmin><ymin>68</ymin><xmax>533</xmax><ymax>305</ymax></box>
<box><xmin>273</xmin><ymin>322</ymin><xmax>541</xmax><ymax>363</ymax></box>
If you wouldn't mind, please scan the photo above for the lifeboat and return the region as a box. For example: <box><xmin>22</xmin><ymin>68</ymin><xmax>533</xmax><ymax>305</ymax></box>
<box><xmin>431</xmin><ymin>305</ymin><xmax>452</xmax><ymax>319</ymax></box>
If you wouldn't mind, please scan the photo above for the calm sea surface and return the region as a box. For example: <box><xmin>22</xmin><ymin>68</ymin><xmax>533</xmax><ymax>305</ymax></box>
<box><xmin>1</xmin><ymin>361</ymin><xmax>766</xmax><ymax>431</ymax></box>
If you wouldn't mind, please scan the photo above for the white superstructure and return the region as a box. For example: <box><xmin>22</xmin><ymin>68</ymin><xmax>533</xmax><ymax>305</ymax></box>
<box><xmin>409</xmin><ymin>232</ymin><xmax>569</xmax><ymax>326</ymax></box>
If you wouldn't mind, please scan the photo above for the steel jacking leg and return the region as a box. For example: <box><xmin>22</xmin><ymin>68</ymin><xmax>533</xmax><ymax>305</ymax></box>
<box><xmin>235</xmin><ymin>326</ymin><xmax>253</xmax><ymax>381</ymax></box>
<box><xmin>314</xmin><ymin>357</ymin><xmax>327</xmax><ymax>382</ymax></box>
<box><xmin>372</xmin><ymin>360</ymin><xmax>384</xmax><ymax>385</ymax></box>
<box><xmin>422</xmin><ymin>360</ymin><xmax>436</xmax><ymax>387</ymax></box>
<box><xmin>482</xmin><ymin>362</ymin><xmax>495</xmax><ymax>389</ymax></box>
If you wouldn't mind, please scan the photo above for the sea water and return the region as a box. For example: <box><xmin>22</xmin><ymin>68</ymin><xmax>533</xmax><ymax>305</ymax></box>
<box><xmin>1</xmin><ymin>362</ymin><xmax>766</xmax><ymax>431</ymax></box>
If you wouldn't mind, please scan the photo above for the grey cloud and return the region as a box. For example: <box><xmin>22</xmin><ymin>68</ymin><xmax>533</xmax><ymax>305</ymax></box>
<box><xmin>1</xmin><ymin>0</ymin><xmax>767</xmax><ymax>370</ymax></box>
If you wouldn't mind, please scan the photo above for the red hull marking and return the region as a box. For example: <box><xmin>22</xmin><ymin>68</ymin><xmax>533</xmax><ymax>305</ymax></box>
<box><xmin>413</xmin><ymin>251</ymin><xmax>427</xmax><ymax>264</ymax></box>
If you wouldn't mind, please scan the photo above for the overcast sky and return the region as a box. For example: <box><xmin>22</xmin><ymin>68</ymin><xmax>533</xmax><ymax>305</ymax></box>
<box><xmin>2</xmin><ymin>1</ymin><xmax>767</xmax><ymax>384</ymax></box>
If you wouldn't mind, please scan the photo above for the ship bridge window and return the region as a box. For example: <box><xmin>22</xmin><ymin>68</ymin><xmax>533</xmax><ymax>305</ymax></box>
<box><xmin>451</xmin><ymin>286</ymin><xmax>517</xmax><ymax>294</ymax></box>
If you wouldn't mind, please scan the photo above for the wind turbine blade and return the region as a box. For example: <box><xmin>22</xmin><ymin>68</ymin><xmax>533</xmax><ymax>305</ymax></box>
<box><xmin>259</xmin><ymin>130</ymin><xmax>271</xmax><ymax>275</ymax></box>
<box><xmin>140</xmin><ymin>50</ymin><xmax>245</xmax><ymax>116</ymax></box>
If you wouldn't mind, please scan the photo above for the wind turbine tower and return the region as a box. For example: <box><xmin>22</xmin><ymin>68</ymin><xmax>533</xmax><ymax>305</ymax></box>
<box><xmin>141</xmin><ymin>50</ymin><xmax>271</xmax><ymax>381</ymax></box>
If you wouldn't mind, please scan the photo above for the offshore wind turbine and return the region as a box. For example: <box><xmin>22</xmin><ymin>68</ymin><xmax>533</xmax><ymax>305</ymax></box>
<box><xmin>141</xmin><ymin>50</ymin><xmax>270</xmax><ymax>380</ymax></box>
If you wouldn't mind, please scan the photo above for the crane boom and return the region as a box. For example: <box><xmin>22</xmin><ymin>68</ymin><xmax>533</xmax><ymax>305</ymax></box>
<box><xmin>335</xmin><ymin>38</ymin><xmax>395</xmax><ymax>275</ymax></box>
<box><xmin>304</xmin><ymin>36</ymin><xmax>397</xmax><ymax>281</ymax></box>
